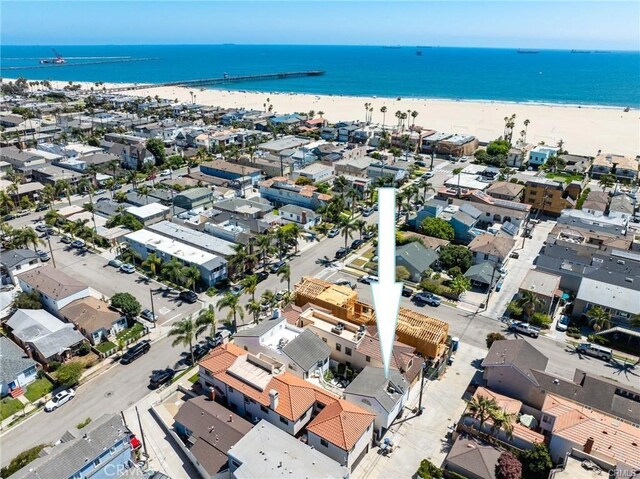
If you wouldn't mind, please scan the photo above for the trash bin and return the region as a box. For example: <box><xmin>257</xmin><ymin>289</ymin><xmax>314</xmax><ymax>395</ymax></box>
<box><xmin>451</xmin><ymin>337</ymin><xmax>460</xmax><ymax>352</ymax></box>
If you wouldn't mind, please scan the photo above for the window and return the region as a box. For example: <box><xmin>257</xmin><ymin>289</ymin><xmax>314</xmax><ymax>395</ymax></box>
<box><xmin>280</xmin><ymin>416</ymin><xmax>289</xmax><ymax>425</ymax></box>
<box><xmin>320</xmin><ymin>439</ymin><xmax>329</xmax><ymax>447</ymax></box>
<box><xmin>93</xmin><ymin>458</ymin><xmax>101</xmax><ymax>467</ymax></box>
<box><xmin>366</xmin><ymin>355</ymin><xmax>371</xmax><ymax>363</ymax></box>
<box><xmin>228</xmin><ymin>386</ymin><xmax>234</xmax><ymax>393</ymax></box>
<box><xmin>231</xmin><ymin>460</ymin><xmax>241</xmax><ymax>468</ymax></box>
<box><xmin>336</xmin><ymin>344</ymin><xmax>341</xmax><ymax>352</ymax></box>
<box><xmin>345</xmin><ymin>347</ymin><xmax>352</xmax><ymax>356</ymax></box>
<box><xmin>260</xmin><ymin>405</ymin><xmax>269</xmax><ymax>414</ymax></box>
<box><xmin>110</xmin><ymin>446</ymin><xmax>117</xmax><ymax>455</ymax></box>
<box><xmin>288</xmin><ymin>363</ymin><xmax>297</xmax><ymax>371</ymax></box>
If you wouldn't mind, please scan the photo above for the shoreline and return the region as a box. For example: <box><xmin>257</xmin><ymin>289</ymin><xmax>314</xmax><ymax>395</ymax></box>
<box><xmin>6</xmin><ymin>78</ymin><xmax>640</xmax><ymax>157</ymax></box>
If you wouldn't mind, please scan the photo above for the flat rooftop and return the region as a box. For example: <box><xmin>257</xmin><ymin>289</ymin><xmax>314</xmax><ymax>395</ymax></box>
<box><xmin>124</xmin><ymin>229</ymin><xmax>220</xmax><ymax>266</ymax></box>
<box><xmin>301</xmin><ymin>309</ymin><xmax>362</xmax><ymax>342</ymax></box>
<box><xmin>148</xmin><ymin>220</ymin><xmax>235</xmax><ymax>256</ymax></box>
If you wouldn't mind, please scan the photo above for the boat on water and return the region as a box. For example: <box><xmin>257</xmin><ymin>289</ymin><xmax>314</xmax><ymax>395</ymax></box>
<box><xmin>40</xmin><ymin>48</ymin><xmax>65</xmax><ymax>64</ymax></box>
<box><xmin>382</xmin><ymin>45</ymin><xmax>401</xmax><ymax>49</ymax></box>
<box><xmin>416</xmin><ymin>49</ymin><xmax>423</xmax><ymax>56</ymax></box>
<box><xmin>517</xmin><ymin>49</ymin><xmax>540</xmax><ymax>54</ymax></box>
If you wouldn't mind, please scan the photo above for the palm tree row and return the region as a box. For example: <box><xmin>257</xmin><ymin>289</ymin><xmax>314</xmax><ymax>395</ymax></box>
<box><xmin>158</xmin><ymin>258</ymin><xmax>201</xmax><ymax>291</ymax></box>
<box><xmin>466</xmin><ymin>395</ymin><xmax>515</xmax><ymax>441</ymax></box>
<box><xmin>168</xmin><ymin>306</ymin><xmax>217</xmax><ymax>365</ymax></box>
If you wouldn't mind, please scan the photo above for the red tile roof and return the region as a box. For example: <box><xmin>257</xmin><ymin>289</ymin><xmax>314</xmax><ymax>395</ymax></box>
<box><xmin>307</xmin><ymin>399</ymin><xmax>375</xmax><ymax>451</ymax></box>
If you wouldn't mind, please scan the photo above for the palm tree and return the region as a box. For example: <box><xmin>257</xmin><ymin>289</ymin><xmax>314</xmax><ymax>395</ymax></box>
<box><xmin>142</xmin><ymin>252</ymin><xmax>162</xmax><ymax>277</ymax></box>
<box><xmin>346</xmin><ymin>188</ymin><xmax>360</xmax><ymax>217</ymax></box>
<box><xmin>519</xmin><ymin>290</ymin><xmax>542</xmax><ymax>318</ymax></box>
<box><xmin>245</xmin><ymin>300</ymin><xmax>262</xmax><ymax>324</ymax></box>
<box><xmin>587</xmin><ymin>306</ymin><xmax>612</xmax><ymax>332</ymax></box>
<box><xmin>138</xmin><ymin>185</ymin><xmax>150</xmax><ymax>204</ymax></box>
<box><xmin>227</xmin><ymin>243</ymin><xmax>250</xmax><ymax>278</ymax></box>
<box><xmin>120</xmin><ymin>247</ymin><xmax>142</xmax><ymax>265</ymax></box>
<box><xmin>261</xmin><ymin>289</ymin><xmax>276</xmax><ymax>309</ymax></box>
<box><xmin>380</xmin><ymin>106</ymin><xmax>387</xmax><ymax>129</ymax></box>
<box><xmin>354</xmin><ymin>219</ymin><xmax>367</xmax><ymax>240</ymax></box>
<box><xmin>598</xmin><ymin>174</ymin><xmax>616</xmax><ymax>191</ymax></box>
<box><xmin>16</xmin><ymin>228</ymin><xmax>43</xmax><ymax>251</ymax></box>
<box><xmin>241</xmin><ymin>274</ymin><xmax>258</xmax><ymax>302</ymax></box>
<box><xmin>449</xmin><ymin>275</ymin><xmax>471</xmax><ymax>297</ymax></box>
<box><xmin>181</xmin><ymin>265</ymin><xmax>201</xmax><ymax>291</ymax></box>
<box><xmin>195</xmin><ymin>305</ymin><xmax>217</xmax><ymax>339</ymax></box>
<box><xmin>54</xmin><ymin>179</ymin><xmax>72</xmax><ymax>206</ymax></box>
<box><xmin>255</xmin><ymin>233</ymin><xmax>274</xmax><ymax>270</ymax></box>
<box><xmin>338</xmin><ymin>215</ymin><xmax>356</xmax><ymax>248</ymax></box>
<box><xmin>63</xmin><ymin>220</ymin><xmax>80</xmax><ymax>240</ymax></box>
<box><xmin>162</xmin><ymin>258</ymin><xmax>183</xmax><ymax>285</ymax></box>
<box><xmin>277</xmin><ymin>264</ymin><xmax>291</xmax><ymax>292</ymax></box>
<box><xmin>490</xmin><ymin>409</ymin><xmax>516</xmax><ymax>440</ymax></box>
<box><xmin>217</xmin><ymin>292</ymin><xmax>245</xmax><ymax>333</ymax></box>
<box><xmin>411</xmin><ymin>110</ymin><xmax>419</xmax><ymax>127</ymax></box>
<box><xmin>452</xmin><ymin>167</ymin><xmax>463</xmax><ymax>197</ymax></box>
<box><xmin>523</xmin><ymin>119</ymin><xmax>530</xmax><ymax>143</ymax></box>
<box><xmin>467</xmin><ymin>395</ymin><xmax>499</xmax><ymax>433</ymax></box>
<box><xmin>334</xmin><ymin>175</ymin><xmax>349</xmax><ymax>193</ymax></box>
<box><xmin>168</xmin><ymin>316</ymin><xmax>198</xmax><ymax>366</ymax></box>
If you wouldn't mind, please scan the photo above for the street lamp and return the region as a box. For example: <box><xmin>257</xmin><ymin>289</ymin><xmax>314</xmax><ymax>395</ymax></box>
<box><xmin>416</xmin><ymin>359</ymin><xmax>432</xmax><ymax>416</ymax></box>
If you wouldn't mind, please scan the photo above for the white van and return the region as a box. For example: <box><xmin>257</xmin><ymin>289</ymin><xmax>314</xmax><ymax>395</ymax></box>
<box><xmin>576</xmin><ymin>343</ymin><xmax>612</xmax><ymax>361</ymax></box>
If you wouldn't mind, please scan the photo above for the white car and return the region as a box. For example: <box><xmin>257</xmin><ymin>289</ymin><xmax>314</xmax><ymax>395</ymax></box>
<box><xmin>45</xmin><ymin>388</ymin><xmax>75</xmax><ymax>412</ymax></box>
<box><xmin>160</xmin><ymin>169</ymin><xmax>172</xmax><ymax>177</ymax></box>
<box><xmin>359</xmin><ymin>274</ymin><xmax>379</xmax><ymax>285</ymax></box>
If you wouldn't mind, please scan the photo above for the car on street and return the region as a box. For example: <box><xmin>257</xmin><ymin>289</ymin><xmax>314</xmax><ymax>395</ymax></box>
<box><xmin>350</xmin><ymin>239</ymin><xmax>364</xmax><ymax>250</ymax></box>
<box><xmin>108</xmin><ymin>259</ymin><xmax>123</xmax><ymax>268</ymax></box>
<box><xmin>256</xmin><ymin>271</ymin><xmax>269</xmax><ymax>282</ymax></box>
<box><xmin>121</xmin><ymin>340</ymin><xmax>151</xmax><ymax>364</ymax></box>
<box><xmin>327</xmin><ymin>227</ymin><xmax>340</xmax><ymax>238</ymax></box>
<box><xmin>422</xmin><ymin>171</ymin><xmax>435</xmax><ymax>179</ymax></box>
<box><xmin>160</xmin><ymin>169</ymin><xmax>172</xmax><ymax>177</ymax></box>
<box><xmin>508</xmin><ymin>321</ymin><xmax>540</xmax><ymax>338</ymax></box>
<box><xmin>275</xmin><ymin>290</ymin><xmax>288</xmax><ymax>301</ymax></box>
<box><xmin>97</xmin><ymin>197</ymin><xmax>110</xmax><ymax>202</ymax></box>
<box><xmin>35</xmin><ymin>224</ymin><xmax>48</xmax><ymax>232</ymax></box>
<box><xmin>207</xmin><ymin>330</ymin><xmax>231</xmax><ymax>348</ymax></box>
<box><xmin>45</xmin><ymin>388</ymin><xmax>75</xmax><ymax>412</ymax></box>
<box><xmin>185</xmin><ymin>345</ymin><xmax>209</xmax><ymax>366</ymax></box>
<box><xmin>402</xmin><ymin>285</ymin><xmax>413</xmax><ymax>297</ymax></box>
<box><xmin>495</xmin><ymin>280</ymin><xmax>503</xmax><ymax>292</ymax></box>
<box><xmin>229</xmin><ymin>284</ymin><xmax>244</xmax><ymax>296</ymax></box>
<box><xmin>120</xmin><ymin>263</ymin><xmax>136</xmax><ymax>274</ymax></box>
<box><xmin>510</xmin><ymin>251</ymin><xmax>520</xmax><ymax>259</ymax></box>
<box><xmin>36</xmin><ymin>249</ymin><xmax>50</xmax><ymax>261</ymax></box>
<box><xmin>415</xmin><ymin>160</ymin><xmax>427</xmax><ymax>167</ymax></box>
<box><xmin>61</xmin><ymin>235</ymin><xmax>72</xmax><ymax>244</ymax></box>
<box><xmin>2</xmin><ymin>214</ymin><xmax>16</xmax><ymax>221</ymax></box>
<box><xmin>334</xmin><ymin>279</ymin><xmax>356</xmax><ymax>289</ymax></box>
<box><xmin>359</xmin><ymin>274</ymin><xmax>379</xmax><ymax>285</ymax></box>
<box><xmin>179</xmin><ymin>290</ymin><xmax>198</xmax><ymax>303</ymax></box>
<box><xmin>335</xmin><ymin>247</ymin><xmax>349</xmax><ymax>259</ymax></box>
<box><xmin>576</xmin><ymin>342</ymin><xmax>612</xmax><ymax>361</ymax></box>
<box><xmin>556</xmin><ymin>315</ymin><xmax>570</xmax><ymax>332</ymax></box>
<box><xmin>71</xmin><ymin>239</ymin><xmax>86</xmax><ymax>248</ymax></box>
<box><xmin>149</xmin><ymin>368</ymin><xmax>175</xmax><ymax>389</ymax></box>
<box><xmin>414</xmin><ymin>292</ymin><xmax>441</xmax><ymax>306</ymax></box>
<box><xmin>362</xmin><ymin>207</ymin><xmax>375</xmax><ymax>217</ymax></box>
<box><xmin>35</xmin><ymin>203</ymin><xmax>48</xmax><ymax>212</ymax></box>
<box><xmin>363</xmin><ymin>230</ymin><xmax>375</xmax><ymax>240</ymax></box>
<box><xmin>140</xmin><ymin>309</ymin><xmax>158</xmax><ymax>322</ymax></box>
<box><xmin>268</xmin><ymin>260</ymin><xmax>286</xmax><ymax>273</ymax></box>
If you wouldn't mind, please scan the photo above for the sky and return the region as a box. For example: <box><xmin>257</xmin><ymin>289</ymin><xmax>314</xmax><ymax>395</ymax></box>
<box><xmin>2</xmin><ymin>1</ymin><xmax>639</xmax><ymax>50</ymax></box>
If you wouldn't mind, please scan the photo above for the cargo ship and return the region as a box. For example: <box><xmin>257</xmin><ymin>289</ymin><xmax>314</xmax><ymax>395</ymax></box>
<box><xmin>40</xmin><ymin>49</ymin><xmax>65</xmax><ymax>64</ymax></box>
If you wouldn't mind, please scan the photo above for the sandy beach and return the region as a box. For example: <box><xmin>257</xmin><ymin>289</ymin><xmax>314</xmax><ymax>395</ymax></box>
<box><xmin>20</xmin><ymin>79</ymin><xmax>640</xmax><ymax>157</ymax></box>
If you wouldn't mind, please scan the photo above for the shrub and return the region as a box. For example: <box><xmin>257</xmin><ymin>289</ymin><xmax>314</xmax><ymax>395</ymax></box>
<box><xmin>566</xmin><ymin>327</ymin><xmax>582</xmax><ymax>339</ymax></box>
<box><xmin>506</xmin><ymin>300</ymin><xmax>523</xmax><ymax>318</ymax></box>
<box><xmin>77</xmin><ymin>343</ymin><xmax>91</xmax><ymax>356</ymax></box>
<box><xmin>206</xmin><ymin>287</ymin><xmax>218</xmax><ymax>297</ymax></box>
<box><xmin>0</xmin><ymin>444</ymin><xmax>47</xmax><ymax>478</ymax></box>
<box><xmin>55</xmin><ymin>362</ymin><xmax>83</xmax><ymax>388</ymax></box>
<box><xmin>486</xmin><ymin>332</ymin><xmax>506</xmax><ymax>349</ymax></box>
<box><xmin>530</xmin><ymin>312</ymin><xmax>551</xmax><ymax>329</ymax></box>
<box><xmin>517</xmin><ymin>443</ymin><xmax>553</xmax><ymax>479</ymax></box>
<box><xmin>77</xmin><ymin>417</ymin><xmax>92</xmax><ymax>429</ymax></box>
<box><xmin>420</xmin><ymin>217</ymin><xmax>454</xmax><ymax>241</ymax></box>
<box><xmin>447</xmin><ymin>266</ymin><xmax>462</xmax><ymax>278</ymax></box>
<box><xmin>416</xmin><ymin>459</ymin><xmax>443</xmax><ymax>479</ymax></box>
<box><xmin>48</xmin><ymin>361</ymin><xmax>61</xmax><ymax>372</ymax></box>
<box><xmin>110</xmin><ymin>292</ymin><xmax>142</xmax><ymax>319</ymax></box>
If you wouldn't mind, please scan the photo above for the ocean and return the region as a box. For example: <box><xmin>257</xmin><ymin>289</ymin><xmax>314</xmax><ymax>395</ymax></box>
<box><xmin>1</xmin><ymin>44</ymin><xmax>639</xmax><ymax>107</ymax></box>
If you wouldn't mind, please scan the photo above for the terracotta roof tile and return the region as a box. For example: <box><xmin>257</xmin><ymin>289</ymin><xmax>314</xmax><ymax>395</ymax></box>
<box><xmin>306</xmin><ymin>399</ymin><xmax>375</xmax><ymax>451</ymax></box>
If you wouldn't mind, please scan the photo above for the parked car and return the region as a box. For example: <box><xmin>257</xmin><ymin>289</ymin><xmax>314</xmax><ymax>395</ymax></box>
<box><xmin>45</xmin><ymin>388</ymin><xmax>75</xmax><ymax>412</ymax></box>
<box><xmin>334</xmin><ymin>279</ymin><xmax>356</xmax><ymax>290</ymax></box>
<box><xmin>555</xmin><ymin>315</ymin><xmax>570</xmax><ymax>332</ymax></box>
<box><xmin>229</xmin><ymin>284</ymin><xmax>244</xmax><ymax>296</ymax></box>
<box><xmin>415</xmin><ymin>160</ymin><xmax>427</xmax><ymax>167</ymax></box>
<box><xmin>335</xmin><ymin>247</ymin><xmax>349</xmax><ymax>259</ymax></box>
<box><xmin>414</xmin><ymin>292</ymin><xmax>441</xmax><ymax>306</ymax></box>
<box><xmin>120</xmin><ymin>263</ymin><xmax>136</xmax><ymax>274</ymax></box>
<box><xmin>96</xmin><ymin>197</ymin><xmax>110</xmax><ymax>202</ymax></box>
<box><xmin>275</xmin><ymin>290</ymin><xmax>288</xmax><ymax>301</ymax></box>
<box><xmin>359</xmin><ymin>274</ymin><xmax>379</xmax><ymax>285</ymax></box>
<box><xmin>362</xmin><ymin>207</ymin><xmax>375</xmax><ymax>217</ymax></box>
<box><xmin>35</xmin><ymin>224</ymin><xmax>48</xmax><ymax>232</ymax></box>
<box><xmin>36</xmin><ymin>250</ymin><xmax>50</xmax><ymax>261</ymax></box>
<box><xmin>207</xmin><ymin>330</ymin><xmax>231</xmax><ymax>348</ymax></box>
<box><xmin>160</xmin><ymin>169</ymin><xmax>172</xmax><ymax>177</ymax></box>
<box><xmin>121</xmin><ymin>340</ymin><xmax>151</xmax><ymax>364</ymax></box>
<box><xmin>327</xmin><ymin>228</ymin><xmax>340</xmax><ymax>238</ymax></box>
<box><xmin>185</xmin><ymin>345</ymin><xmax>209</xmax><ymax>365</ymax></box>
<box><xmin>179</xmin><ymin>290</ymin><xmax>198</xmax><ymax>303</ymax></box>
<box><xmin>95</xmin><ymin>189</ymin><xmax>106</xmax><ymax>195</ymax></box>
<box><xmin>402</xmin><ymin>285</ymin><xmax>413</xmax><ymax>297</ymax></box>
<box><xmin>268</xmin><ymin>260</ymin><xmax>286</xmax><ymax>274</ymax></box>
<box><xmin>149</xmin><ymin>369</ymin><xmax>175</xmax><ymax>389</ymax></box>
<box><xmin>61</xmin><ymin>235</ymin><xmax>72</xmax><ymax>244</ymax></box>
<box><xmin>576</xmin><ymin>342</ymin><xmax>612</xmax><ymax>361</ymax></box>
<box><xmin>108</xmin><ymin>259</ymin><xmax>123</xmax><ymax>268</ymax></box>
<box><xmin>350</xmin><ymin>239</ymin><xmax>364</xmax><ymax>250</ymax></box>
<box><xmin>363</xmin><ymin>230</ymin><xmax>376</xmax><ymax>240</ymax></box>
<box><xmin>495</xmin><ymin>280</ymin><xmax>503</xmax><ymax>292</ymax></box>
<box><xmin>422</xmin><ymin>171</ymin><xmax>435</xmax><ymax>179</ymax></box>
<box><xmin>3</xmin><ymin>214</ymin><xmax>15</xmax><ymax>221</ymax></box>
<box><xmin>508</xmin><ymin>321</ymin><xmax>540</xmax><ymax>338</ymax></box>
<box><xmin>35</xmin><ymin>203</ymin><xmax>48</xmax><ymax>212</ymax></box>
<box><xmin>71</xmin><ymin>239</ymin><xmax>86</xmax><ymax>248</ymax></box>
<box><xmin>140</xmin><ymin>309</ymin><xmax>158</xmax><ymax>322</ymax></box>
<box><xmin>510</xmin><ymin>251</ymin><xmax>520</xmax><ymax>259</ymax></box>
<box><xmin>256</xmin><ymin>271</ymin><xmax>269</xmax><ymax>282</ymax></box>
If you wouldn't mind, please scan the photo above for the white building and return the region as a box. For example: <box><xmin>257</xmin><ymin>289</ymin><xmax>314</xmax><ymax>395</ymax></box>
<box><xmin>125</xmin><ymin>203</ymin><xmax>171</xmax><ymax>225</ymax></box>
<box><xmin>17</xmin><ymin>266</ymin><xmax>90</xmax><ymax>315</ymax></box>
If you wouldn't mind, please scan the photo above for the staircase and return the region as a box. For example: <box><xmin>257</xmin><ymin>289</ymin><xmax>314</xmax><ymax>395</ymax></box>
<box><xmin>10</xmin><ymin>387</ymin><xmax>24</xmax><ymax>398</ymax></box>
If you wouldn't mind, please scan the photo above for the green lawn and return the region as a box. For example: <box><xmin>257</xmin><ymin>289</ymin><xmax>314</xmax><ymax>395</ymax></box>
<box><xmin>95</xmin><ymin>341</ymin><xmax>117</xmax><ymax>354</ymax></box>
<box><xmin>24</xmin><ymin>378</ymin><xmax>53</xmax><ymax>403</ymax></box>
<box><xmin>188</xmin><ymin>373</ymin><xmax>199</xmax><ymax>384</ymax></box>
<box><xmin>116</xmin><ymin>323</ymin><xmax>145</xmax><ymax>343</ymax></box>
<box><xmin>544</xmin><ymin>172</ymin><xmax>584</xmax><ymax>184</ymax></box>
<box><xmin>0</xmin><ymin>397</ymin><xmax>24</xmax><ymax>420</ymax></box>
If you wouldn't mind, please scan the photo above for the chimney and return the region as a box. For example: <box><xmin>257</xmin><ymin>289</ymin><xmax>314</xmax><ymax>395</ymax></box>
<box><xmin>208</xmin><ymin>387</ymin><xmax>215</xmax><ymax>401</ymax></box>
<box><xmin>269</xmin><ymin>389</ymin><xmax>279</xmax><ymax>410</ymax></box>
<box><xmin>584</xmin><ymin>437</ymin><xmax>594</xmax><ymax>454</ymax></box>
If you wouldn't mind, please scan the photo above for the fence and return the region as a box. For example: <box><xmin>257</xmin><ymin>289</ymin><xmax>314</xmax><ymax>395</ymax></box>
<box><xmin>92</xmin><ymin>325</ymin><xmax>150</xmax><ymax>359</ymax></box>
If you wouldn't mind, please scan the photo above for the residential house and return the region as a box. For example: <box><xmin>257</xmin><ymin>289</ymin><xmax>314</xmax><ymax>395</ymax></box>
<box><xmin>557</xmin><ymin>208</ymin><xmax>627</xmax><ymax>235</ymax></box>
<box><xmin>6</xmin><ymin>309</ymin><xmax>86</xmax><ymax>364</ymax></box>
<box><xmin>560</xmin><ymin>154</ymin><xmax>592</xmax><ymax>175</ymax></box>
<box><xmin>173</xmin><ymin>395</ymin><xmax>253</xmax><ymax>479</ymax></box>
<box><xmin>59</xmin><ymin>297</ymin><xmax>127</xmax><ymax>345</ymax></box>
<box><xmin>10</xmin><ymin>414</ymin><xmax>135</xmax><ymax>479</ymax></box>
<box><xmin>485</xmin><ymin>182</ymin><xmax>524</xmax><ymax>202</ymax></box>
<box><xmin>395</xmin><ymin>242</ymin><xmax>439</xmax><ymax>282</ymax></box>
<box><xmin>0</xmin><ymin>249</ymin><xmax>41</xmax><ymax>286</ymax></box>
<box><xmin>124</xmin><ymin>229</ymin><xmax>227</xmax><ymax>286</ymax></box>
<box><xmin>173</xmin><ymin>187</ymin><xmax>215</xmax><ymax>210</ymax></box>
<box><xmin>540</xmin><ymin>394</ymin><xmax>640</xmax><ymax>468</ymax></box>
<box><xmin>460</xmin><ymin>193</ymin><xmax>531</xmax><ymax>230</ymax></box>
<box><xmin>125</xmin><ymin>203</ymin><xmax>171</xmax><ymax>225</ymax></box>
<box><xmin>420</xmin><ymin>131</ymin><xmax>452</xmax><ymax>153</ymax></box>
<box><xmin>147</xmin><ymin>220</ymin><xmax>236</xmax><ymax>258</ymax></box>
<box><xmin>582</xmin><ymin>190</ymin><xmax>610</xmax><ymax>216</ymax></box>
<box><xmin>259</xmin><ymin>177</ymin><xmax>331</xmax><ymax>211</ymax></box>
<box><xmin>0</xmin><ymin>146</ymin><xmax>47</xmax><ymax>171</ymax></box>
<box><xmin>227</xmin><ymin>420</ymin><xmax>349</xmax><ymax>479</ymax></box>
<box><xmin>344</xmin><ymin>366</ymin><xmax>409</xmax><ymax>439</ymax></box>
<box><xmin>233</xmin><ymin>316</ymin><xmax>331</xmax><ymax>379</ymax></box>
<box><xmin>211</xmin><ymin>197</ymin><xmax>274</xmax><ymax>219</ymax></box>
<box><xmin>518</xmin><ymin>270</ymin><xmax>562</xmax><ymax>316</ymax></box>
<box><xmin>291</xmin><ymin>162</ymin><xmax>335</xmax><ymax>183</ymax></box>
<box><xmin>573</xmin><ymin>277</ymin><xmax>640</xmax><ymax>322</ymax></box>
<box><xmin>450</xmin><ymin>204</ymin><xmax>483</xmax><ymax>242</ymax></box>
<box><xmin>258</xmin><ymin>136</ymin><xmax>310</xmax><ymax>155</ymax></box>
<box><xmin>200</xmin><ymin>160</ymin><xmax>263</xmax><ymax>186</ymax></box>
<box><xmin>464</xmin><ymin>262</ymin><xmax>499</xmax><ymax>291</ymax></box>
<box><xmin>367</xmin><ymin>161</ymin><xmax>407</xmax><ymax>184</ymax></box>
<box><xmin>528</xmin><ymin>145</ymin><xmax>560</xmax><ymax>168</ymax></box>
<box><xmin>17</xmin><ymin>265</ymin><xmax>90</xmax><ymax>314</ymax></box>
<box><xmin>436</xmin><ymin>134</ymin><xmax>478</xmax><ymax>157</ymax></box>
<box><xmin>107</xmin><ymin>142</ymin><xmax>155</xmax><ymax>169</ymax></box>
<box><xmin>523</xmin><ymin>178</ymin><xmax>574</xmax><ymax>216</ymax></box>
<box><xmin>336</xmin><ymin>124</ymin><xmax>365</xmax><ymax>143</ymax></box>
<box><xmin>31</xmin><ymin>164</ymin><xmax>86</xmax><ymax>186</ymax></box>
<box><xmin>468</xmin><ymin>234</ymin><xmax>515</xmax><ymax>266</ymax></box>
<box><xmin>507</xmin><ymin>146</ymin><xmax>531</xmax><ymax>168</ymax></box>
<box><xmin>278</xmin><ymin>204</ymin><xmax>322</xmax><ymax>229</ymax></box>
<box><xmin>442</xmin><ymin>436</ymin><xmax>502</xmax><ymax>479</ymax></box>
<box><xmin>0</xmin><ymin>337</ymin><xmax>38</xmax><ymax>397</ymax></box>
<box><xmin>591</xmin><ymin>153</ymin><xmax>639</xmax><ymax>183</ymax></box>
<box><xmin>608</xmin><ymin>194</ymin><xmax>635</xmax><ymax>220</ymax></box>
<box><xmin>334</xmin><ymin>156</ymin><xmax>372</xmax><ymax>178</ymax></box>
<box><xmin>320</xmin><ymin>127</ymin><xmax>338</xmax><ymax>141</ymax></box>
<box><xmin>0</xmin><ymin>179</ymin><xmax>45</xmax><ymax>203</ymax></box>
<box><xmin>0</xmin><ymin>113</ymin><xmax>26</xmax><ymax>128</ymax></box>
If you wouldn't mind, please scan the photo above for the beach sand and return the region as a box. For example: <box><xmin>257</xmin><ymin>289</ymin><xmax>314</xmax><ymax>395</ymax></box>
<box><xmin>24</xmin><ymin>80</ymin><xmax>640</xmax><ymax>157</ymax></box>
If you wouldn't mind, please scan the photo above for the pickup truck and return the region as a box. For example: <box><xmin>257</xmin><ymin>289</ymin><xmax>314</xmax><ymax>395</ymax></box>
<box><xmin>508</xmin><ymin>321</ymin><xmax>540</xmax><ymax>338</ymax></box>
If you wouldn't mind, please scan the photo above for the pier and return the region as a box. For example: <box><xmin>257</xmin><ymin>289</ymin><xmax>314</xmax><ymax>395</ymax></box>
<box><xmin>107</xmin><ymin>70</ymin><xmax>326</xmax><ymax>91</ymax></box>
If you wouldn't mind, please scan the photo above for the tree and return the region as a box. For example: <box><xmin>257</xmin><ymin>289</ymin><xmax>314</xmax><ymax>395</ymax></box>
<box><xmin>495</xmin><ymin>451</ymin><xmax>522</xmax><ymax>479</ymax></box>
<box><xmin>142</xmin><ymin>252</ymin><xmax>162</xmax><ymax>277</ymax></box>
<box><xmin>12</xmin><ymin>290</ymin><xmax>43</xmax><ymax>309</ymax></box>
<box><xmin>217</xmin><ymin>292</ymin><xmax>244</xmax><ymax>333</ymax></box>
<box><xmin>162</xmin><ymin>258</ymin><xmax>183</xmax><ymax>285</ymax></box>
<box><xmin>56</xmin><ymin>362</ymin><xmax>83</xmax><ymax>388</ymax></box>
<box><xmin>380</xmin><ymin>106</ymin><xmax>387</xmax><ymax>129</ymax></box>
<box><xmin>486</xmin><ymin>139</ymin><xmax>511</xmax><ymax>157</ymax></box>
<box><xmin>168</xmin><ymin>316</ymin><xmax>198</xmax><ymax>366</ymax></box>
<box><xmin>491</xmin><ymin>409</ymin><xmax>516</xmax><ymax>440</ymax></box>
<box><xmin>277</xmin><ymin>264</ymin><xmax>291</xmax><ymax>292</ymax></box>
<box><xmin>241</xmin><ymin>274</ymin><xmax>258</xmax><ymax>302</ymax></box>
<box><xmin>518</xmin><ymin>443</ymin><xmax>553</xmax><ymax>479</ymax></box>
<box><xmin>180</xmin><ymin>265</ymin><xmax>201</xmax><ymax>291</ymax></box>
<box><xmin>396</xmin><ymin>265</ymin><xmax>410</xmax><ymax>282</ymax></box>
<box><xmin>420</xmin><ymin>217</ymin><xmax>454</xmax><ymax>240</ymax></box>
<box><xmin>416</xmin><ymin>459</ymin><xmax>443</xmax><ymax>479</ymax></box>
<box><xmin>598</xmin><ymin>174</ymin><xmax>616</xmax><ymax>191</ymax></box>
<box><xmin>195</xmin><ymin>305</ymin><xmax>217</xmax><ymax>339</ymax></box>
<box><xmin>467</xmin><ymin>395</ymin><xmax>499</xmax><ymax>432</ymax></box>
<box><xmin>448</xmin><ymin>275</ymin><xmax>471</xmax><ymax>296</ymax></box>
<box><xmin>338</xmin><ymin>215</ymin><xmax>356</xmax><ymax>248</ymax></box>
<box><xmin>486</xmin><ymin>332</ymin><xmax>506</xmax><ymax>349</ymax></box>
<box><xmin>245</xmin><ymin>300</ymin><xmax>262</xmax><ymax>324</ymax></box>
<box><xmin>110</xmin><ymin>292</ymin><xmax>141</xmax><ymax>320</ymax></box>
<box><xmin>587</xmin><ymin>305</ymin><xmax>612</xmax><ymax>332</ymax></box>
<box><xmin>146</xmin><ymin>138</ymin><xmax>166</xmax><ymax>165</ymax></box>
<box><xmin>438</xmin><ymin>244</ymin><xmax>473</xmax><ymax>272</ymax></box>
<box><xmin>519</xmin><ymin>290</ymin><xmax>542</xmax><ymax>318</ymax></box>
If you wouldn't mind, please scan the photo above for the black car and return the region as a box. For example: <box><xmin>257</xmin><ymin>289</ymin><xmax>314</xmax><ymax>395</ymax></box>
<box><xmin>402</xmin><ymin>286</ymin><xmax>413</xmax><ymax>297</ymax></box>
<box><xmin>35</xmin><ymin>203</ymin><xmax>48</xmax><ymax>212</ymax></box>
<box><xmin>185</xmin><ymin>345</ymin><xmax>209</xmax><ymax>366</ymax></box>
<box><xmin>121</xmin><ymin>340</ymin><xmax>151</xmax><ymax>364</ymax></box>
<box><xmin>351</xmin><ymin>239</ymin><xmax>364</xmax><ymax>250</ymax></box>
<box><xmin>268</xmin><ymin>261</ymin><xmax>285</xmax><ymax>274</ymax></box>
<box><xmin>335</xmin><ymin>247</ymin><xmax>349</xmax><ymax>259</ymax></box>
<box><xmin>415</xmin><ymin>160</ymin><xmax>427</xmax><ymax>167</ymax></box>
<box><xmin>179</xmin><ymin>290</ymin><xmax>198</xmax><ymax>303</ymax></box>
<box><xmin>149</xmin><ymin>369</ymin><xmax>175</xmax><ymax>389</ymax></box>
<box><xmin>256</xmin><ymin>271</ymin><xmax>269</xmax><ymax>282</ymax></box>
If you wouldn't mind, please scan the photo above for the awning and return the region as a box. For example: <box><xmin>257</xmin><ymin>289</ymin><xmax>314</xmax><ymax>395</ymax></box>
<box><xmin>519</xmin><ymin>414</ymin><xmax>538</xmax><ymax>429</ymax></box>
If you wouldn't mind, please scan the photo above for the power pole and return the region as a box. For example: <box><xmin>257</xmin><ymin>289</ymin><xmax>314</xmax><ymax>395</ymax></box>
<box><xmin>135</xmin><ymin>406</ymin><xmax>149</xmax><ymax>459</ymax></box>
<box><xmin>46</xmin><ymin>233</ymin><xmax>56</xmax><ymax>268</ymax></box>
<box><xmin>149</xmin><ymin>287</ymin><xmax>156</xmax><ymax>329</ymax></box>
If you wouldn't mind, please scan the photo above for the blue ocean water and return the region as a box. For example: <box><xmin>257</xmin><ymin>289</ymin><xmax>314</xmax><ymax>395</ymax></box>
<box><xmin>1</xmin><ymin>44</ymin><xmax>639</xmax><ymax>107</ymax></box>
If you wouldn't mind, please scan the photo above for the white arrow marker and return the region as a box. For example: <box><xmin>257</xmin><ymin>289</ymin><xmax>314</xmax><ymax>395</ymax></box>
<box><xmin>371</xmin><ymin>187</ymin><xmax>402</xmax><ymax>379</ymax></box>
